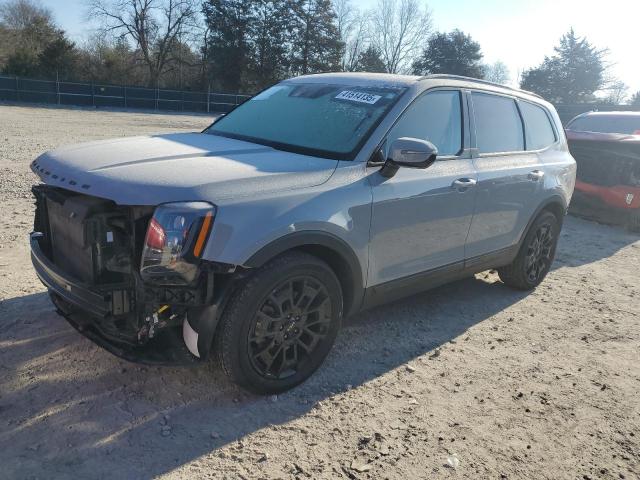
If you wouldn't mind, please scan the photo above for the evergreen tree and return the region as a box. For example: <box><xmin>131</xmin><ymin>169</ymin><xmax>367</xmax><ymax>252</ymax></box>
<box><xmin>248</xmin><ymin>0</ymin><xmax>294</xmax><ymax>90</ymax></box>
<box><xmin>630</xmin><ymin>91</ymin><xmax>640</xmax><ymax>107</ymax></box>
<box><xmin>353</xmin><ymin>45</ymin><xmax>386</xmax><ymax>73</ymax></box>
<box><xmin>412</xmin><ymin>30</ymin><xmax>484</xmax><ymax>78</ymax></box>
<box><xmin>202</xmin><ymin>0</ymin><xmax>254</xmax><ymax>92</ymax></box>
<box><xmin>37</xmin><ymin>35</ymin><xmax>78</xmax><ymax>79</ymax></box>
<box><xmin>520</xmin><ymin>29</ymin><xmax>607</xmax><ymax>103</ymax></box>
<box><xmin>289</xmin><ymin>0</ymin><xmax>343</xmax><ymax>76</ymax></box>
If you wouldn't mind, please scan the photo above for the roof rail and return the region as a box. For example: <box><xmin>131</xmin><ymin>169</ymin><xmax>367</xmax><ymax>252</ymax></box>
<box><xmin>419</xmin><ymin>74</ymin><xmax>543</xmax><ymax>99</ymax></box>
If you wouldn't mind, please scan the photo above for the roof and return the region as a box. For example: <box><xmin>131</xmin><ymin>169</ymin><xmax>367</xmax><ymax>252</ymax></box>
<box><xmin>287</xmin><ymin>72</ymin><xmax>421</xmax><ymax>88</ymax></box>
<box><xmin>286</xmin><ymin>72</ymin><xmax>542</xmax><ymax>99</ymax></box>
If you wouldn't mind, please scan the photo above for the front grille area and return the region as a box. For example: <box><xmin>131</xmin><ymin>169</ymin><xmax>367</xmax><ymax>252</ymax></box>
<box><xmin>569</xmin><ymin>139</ymin><xmax>640</xmax><ymax>187</ymax></box>
<box><xmin>33</xmin><ymin>185</ymin><xmax>142</xmax><ymax>285</ymax></box>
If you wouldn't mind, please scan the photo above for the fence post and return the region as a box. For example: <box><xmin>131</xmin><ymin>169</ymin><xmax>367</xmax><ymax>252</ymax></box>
<box><xmin>15</xmin><ymin>75</ymin><xmax>19</xmax><ymax>102</ymax></box>
<box><xmin>91</xmin><ymin>81</ymin><xmax>95</xmax><ymax>107</ymax></box>
<box><xmin>124</xmin><ymin>85</ymin><xmax>127</xmax><ymax>109</ymax></box>
<box><xmin>207</xmin><ymin>84</ymin><xmax>210</xmax><ymax>113</ymax></box>
<box><xmin>56</xmin><ymin>71</ymin><xmax>60</xmax><ymax>105</ymax></box>
<box><xmin>155</xmin><ymin>84</ymin><xmax>159</xmax><ymax>111</ymax></box>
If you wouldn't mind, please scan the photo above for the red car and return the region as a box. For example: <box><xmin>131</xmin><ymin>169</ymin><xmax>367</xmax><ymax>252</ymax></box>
<box><xmin>565</xmin><ymin>111</ymin><xmax>640</xmax><ymax>231</ymax></box>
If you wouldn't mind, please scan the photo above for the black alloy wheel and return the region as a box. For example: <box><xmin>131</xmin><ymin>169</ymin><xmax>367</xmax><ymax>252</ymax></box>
<box><xmin>248</xmin><ymin>276</ymin><xmax>332</xmax><ymax>380</ymax></box>
<box><xmin>524</xmin><ymin>222</ymin><xmax>554</xmax><ymax>283</ymax></box>
<box><xmin>216</xmin><ymin>251</ymin><xmax>342</xmax><ymax>394</ymax></box>
<box><xmin>498</xmin><ymin>211</ymin><xmax>560</xmax><ymax>290</ymax></box>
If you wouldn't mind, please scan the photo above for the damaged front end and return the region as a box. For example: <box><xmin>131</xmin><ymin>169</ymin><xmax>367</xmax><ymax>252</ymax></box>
<box><xmin>567</xmin><ymin>131</ymin><xmax>640</xmax><ymax>223</ymax></box>
<box><xmin>30</xmin><ymin>184</ymin><xmax>234</xmax><ymax>365</ymax></box>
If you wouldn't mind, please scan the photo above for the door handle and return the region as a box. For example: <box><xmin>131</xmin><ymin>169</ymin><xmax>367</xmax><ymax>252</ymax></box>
<box><xmin>528</xmin><ymin>170</ymin><xmax>545</xmax><ymax>181</ymax></box>
<box><xmin>452</xmin><ymin>178</ymin><xmax>477</xmax><ymax>188</ymax></box>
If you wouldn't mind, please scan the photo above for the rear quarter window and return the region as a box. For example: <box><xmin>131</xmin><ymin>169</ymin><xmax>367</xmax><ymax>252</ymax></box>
<box><xmin>472</xmin><ymin>92</ymin><xmax>524</xmax><ymax>154</ymax></box>
<box><xmin>520</xmin><ymin>101</ymin><xmax>557</xmax><ymax>150</ymax></box>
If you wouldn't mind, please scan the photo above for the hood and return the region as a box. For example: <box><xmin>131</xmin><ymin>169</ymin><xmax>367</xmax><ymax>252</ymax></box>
<box><xmin>31</xmin><ymin>133</ymin><xmax>338</xmax><ymax>205</ymax></box>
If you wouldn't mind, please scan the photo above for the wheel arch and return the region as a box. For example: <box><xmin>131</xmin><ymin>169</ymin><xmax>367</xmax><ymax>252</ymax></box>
<box><xmin>518</xmin><ymin>195</ymin><xmax>567</xmax><ymax>249</ymax></box>
<box><xmin>244</xmin><ymin>231</ymin><xmax>365</xmax><ymax>317</ymax></box>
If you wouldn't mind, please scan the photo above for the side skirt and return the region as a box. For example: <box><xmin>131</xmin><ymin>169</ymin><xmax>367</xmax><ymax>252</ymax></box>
<box><xmin>361</xmin><ymin>245</ymin><xmax>518</xmax><ymax>310</ymax></box>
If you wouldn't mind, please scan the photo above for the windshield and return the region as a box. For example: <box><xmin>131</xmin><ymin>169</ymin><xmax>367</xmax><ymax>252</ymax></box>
<box><xmin>567</xmin><ymin>115</ymin><xmax>640</xmax><ymax>135</ymax></box>
<box><xmin>205</xmin><ymin>82</ymin><xmax>406</xmax><ymax>160</ymax></box>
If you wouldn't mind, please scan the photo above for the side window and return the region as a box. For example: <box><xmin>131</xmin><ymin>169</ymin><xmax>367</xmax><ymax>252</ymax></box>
<box><xmin>387</xmin><ymin>90</ymin><xmax>462</xmax><ymax>157</ymax></box>
<box><xmin>520</xmin><ymin>101</ymin><xmax>556</xmax><ymax>150</ymax></box>
<box><xmin>472</xmin><ymin>92</ymin><xmax>524</xmax><ymax>154</ymax></box>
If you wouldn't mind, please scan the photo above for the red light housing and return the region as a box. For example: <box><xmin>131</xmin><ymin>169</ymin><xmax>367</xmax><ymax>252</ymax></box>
<box><xmin>140</xmin><ymin>202</ymin><xmax>216</xmax><ymax>285</ymax></box>
<box><xmin>145</xmin><ymin>217</ymin><xmax>166</xmax><ymax>250</ymax></box>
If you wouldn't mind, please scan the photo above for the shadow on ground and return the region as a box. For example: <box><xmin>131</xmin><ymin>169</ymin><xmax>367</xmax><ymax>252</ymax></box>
<box><xmin>0</xmin><ymin>275</ymin><xmax>526</xmax><ymax>479</ymax></box>
<box><xmin>0</xmin><ymin>216</ymin><xmax>637</xmax><ymax>479</ymax></box>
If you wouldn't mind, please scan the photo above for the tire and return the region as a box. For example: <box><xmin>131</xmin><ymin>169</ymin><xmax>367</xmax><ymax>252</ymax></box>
<box><xmin>498</xmin><ymin>211</ymin><xmax>560</xmax><ymax>290</ymax></box>
<box><xmin>216</xmin><ymin>251</ymin><xmax>343</xmax><ymax>394</ymax></box>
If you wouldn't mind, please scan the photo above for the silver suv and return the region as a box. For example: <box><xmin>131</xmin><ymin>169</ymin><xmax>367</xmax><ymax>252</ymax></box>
<box><xmin>29</xmin><ymin>73</ymin><xmax>576</xmax><ymax>393</ymax></box>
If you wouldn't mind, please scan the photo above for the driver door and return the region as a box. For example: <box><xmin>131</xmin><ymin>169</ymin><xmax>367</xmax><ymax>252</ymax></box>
<box><xmin>367</xmin><ymin>89</ymin><xmax>477</xmax><ymax>288</ymax></box>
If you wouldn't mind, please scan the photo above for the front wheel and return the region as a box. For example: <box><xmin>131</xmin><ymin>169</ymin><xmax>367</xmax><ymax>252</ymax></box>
<box><xmin>498</xmin><ymin>211</ymin><xmax>560</xmax><ymax>290</ymax></box>
<box><xmin>216</xmin><ymin>251</ymin><xmax>343</xmax><ymax>394</ymax></box>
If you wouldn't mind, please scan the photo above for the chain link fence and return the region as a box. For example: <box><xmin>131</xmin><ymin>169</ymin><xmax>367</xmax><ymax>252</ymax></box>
<box><xmin>0</xmin><ymin>75</ymin><xmax>252</xmax><ymax>113</ymax></box>
<box><xmin>2</xmin><ymin>74</ymin><xmax>637</xmax><ymax>122</ymax></box>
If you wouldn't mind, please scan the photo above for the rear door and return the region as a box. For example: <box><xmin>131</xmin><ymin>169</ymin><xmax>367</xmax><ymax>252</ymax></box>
<box><xmin>465</xmin><ymin>91</ymin><xmax>546</xmax><ymax>259</ymax></box>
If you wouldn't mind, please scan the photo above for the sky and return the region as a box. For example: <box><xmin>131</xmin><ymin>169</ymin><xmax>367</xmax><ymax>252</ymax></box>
<box><xmin>38</xmin><ymin>0</ymin><xmax>640</xmax><ymax>94</ymax></box>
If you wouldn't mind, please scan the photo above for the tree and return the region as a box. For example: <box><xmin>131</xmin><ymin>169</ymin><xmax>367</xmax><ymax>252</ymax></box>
<box><xmin>600</xmin><ymin>79</ymin><xmax>628</xmax><ymax>105</ymax></box>
<box><xmin>412</xmin><ymin>29</ymin><xmax>484</xmax><ymax>78</ymax></box>
<box><xmin>201</xmin><ymin>0</ymin><xmax>253</xmax><ymax>91</ymax></box>
<box><xmin>289</xmin><ymin>0</ymin><xmax>343</xmax><ymax>76</ymax></box>
<box><xmin>247</xmin><ymin>0</ymin><xmax>294</xmax><ymax>90</ymax></box>
<box><xmin>630</xmin><ymin>91</ymin><xmax>640</xmax><ymax>107</ymax></box>
<box><xmin>80</xmin><ymin>35</ymin><xmax>143</xmax><ymax>85</ymax></box>
<box><xmin>1</xmin><ymin>0</ymin><xmax>77</xmax><ymax>78</ymax></box>
<box><xmin>333</xmin><ymin>0</ymin><xmax>367</xmax><ymax>71</ymax></box>
<box><xmin>483</xmin><ymin>60</ymin><xmax>510</xmax><ymax>85</ymax></box>
<box><xmin>369</xmin><ymin>0</ymin><xmax>432</xmax><ymax>74</ymax></box>
<box><xmin>353</xmin><ymin>45</ymin><xmax>385</xmax><ymax>72</ymax></box>
<box><xmin>88</xmin><ymin>0</ymin><xmax>198</xmax><ymax>87</ymax></box>
<box><xmin>37</xmin><ymin>35</ymin><xmax>78</xmax><ymax>79</ymax></box>
<box><xmin>520</xmin><ymin>29</ymin><xmax>607</xmax><ymax>104</ymax></box>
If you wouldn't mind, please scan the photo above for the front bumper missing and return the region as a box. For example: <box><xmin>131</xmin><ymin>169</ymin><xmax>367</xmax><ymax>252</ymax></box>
<box><xmin>31</xmin><ymin>232</ymin><xmax>202</xmax><ymax>365</ymax></box>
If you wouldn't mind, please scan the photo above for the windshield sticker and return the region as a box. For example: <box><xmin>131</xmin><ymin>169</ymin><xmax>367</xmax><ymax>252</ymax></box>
<box><xmin>334</xmin><ymin>90</ymin><xmax>382</xmax><ymax>104</ymax></box>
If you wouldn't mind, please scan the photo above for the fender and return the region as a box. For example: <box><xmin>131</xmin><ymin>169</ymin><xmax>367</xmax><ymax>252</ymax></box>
<box><xmin>518</xmin><ymin>194</ymin><xmax>568</xmax><ymax>248</ymax></box>
<box><xmin>184</xmin><ymin>231</ymin><xmax>365</xmax><ymax>360</ymax></box>
<box><xmin>245</xmin><ymin>230</ymin><xmax>365</xmax><ymax>317</ymax></box>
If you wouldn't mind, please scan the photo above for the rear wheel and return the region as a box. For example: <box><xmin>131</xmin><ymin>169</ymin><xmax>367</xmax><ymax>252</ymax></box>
<box><xmin>216</xmin><ymin>251</ymin><xmax>343</xmax><ymax>394</ymax></box>
<box><xmin>498</xmin><ymin>211</ymin><xmax>560</xmax><ymax>290</ymax></box>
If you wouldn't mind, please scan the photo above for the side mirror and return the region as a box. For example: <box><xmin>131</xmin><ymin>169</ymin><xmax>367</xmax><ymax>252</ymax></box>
<box><xmin>379</xmin><ymin>137</ymin><xmax>438</xmax><ymax>178</ymax></box>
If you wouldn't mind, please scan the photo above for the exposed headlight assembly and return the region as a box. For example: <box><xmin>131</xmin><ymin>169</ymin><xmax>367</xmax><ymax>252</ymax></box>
<box><xmin>140</xmin><ymin>202</ymin><xmax>215</xmax><ymax>285</ymax></box>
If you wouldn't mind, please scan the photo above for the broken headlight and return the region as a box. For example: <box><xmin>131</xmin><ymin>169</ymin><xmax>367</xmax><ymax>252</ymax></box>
<box><xmin>140</xmin><ymin>202</ymin><xmax>215</xmax><ymax>285</ymax></box>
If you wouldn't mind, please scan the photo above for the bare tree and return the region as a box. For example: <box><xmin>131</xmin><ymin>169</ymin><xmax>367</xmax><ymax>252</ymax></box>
<box><xmin>333</xmin><ymin>0</ymin><xmax>369</xmax><ymax>71</ymax></box>
<box><xmin>87</xmin><ymin>0</ymin><xmax>197</xmax><ymax>86</ymax></box>
<box><xmin>369</xmin><ymin>0</ymin><xmax>432</xmax><ymax>74</ymax></box>
<box><xmin>0</xmin><ymin>0</ymin><xmax>52</xmax><ymax>30</ymax></box>
<box><xmin>600</xmin><ymin>79</ymin><xmax>628</xmax><ymax>105</ymax></box>
<box><xmin>484</xmin><ymin>60</ymin><xmax>510</xmax><ymax>85</ymax></box>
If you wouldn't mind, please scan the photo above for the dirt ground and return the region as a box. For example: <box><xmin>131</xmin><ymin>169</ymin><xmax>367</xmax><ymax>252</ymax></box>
<box><xmin>0</xmin><ymin>104</ymin><xmax>639</xmax><ymax>480</ymax></box>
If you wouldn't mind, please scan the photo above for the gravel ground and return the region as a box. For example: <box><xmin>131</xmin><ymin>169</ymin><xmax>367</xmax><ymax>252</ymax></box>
<box><xmin>0</xmin><ymin>104</ymin><xmax>639</xmax><ymax>480</ymax></box>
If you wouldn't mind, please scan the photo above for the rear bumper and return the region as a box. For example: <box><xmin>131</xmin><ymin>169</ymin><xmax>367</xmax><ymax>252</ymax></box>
<box><xmin>575</xmin><ymin>180</ymin><xmax>640</xmax><ymax>210</ymax></box>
